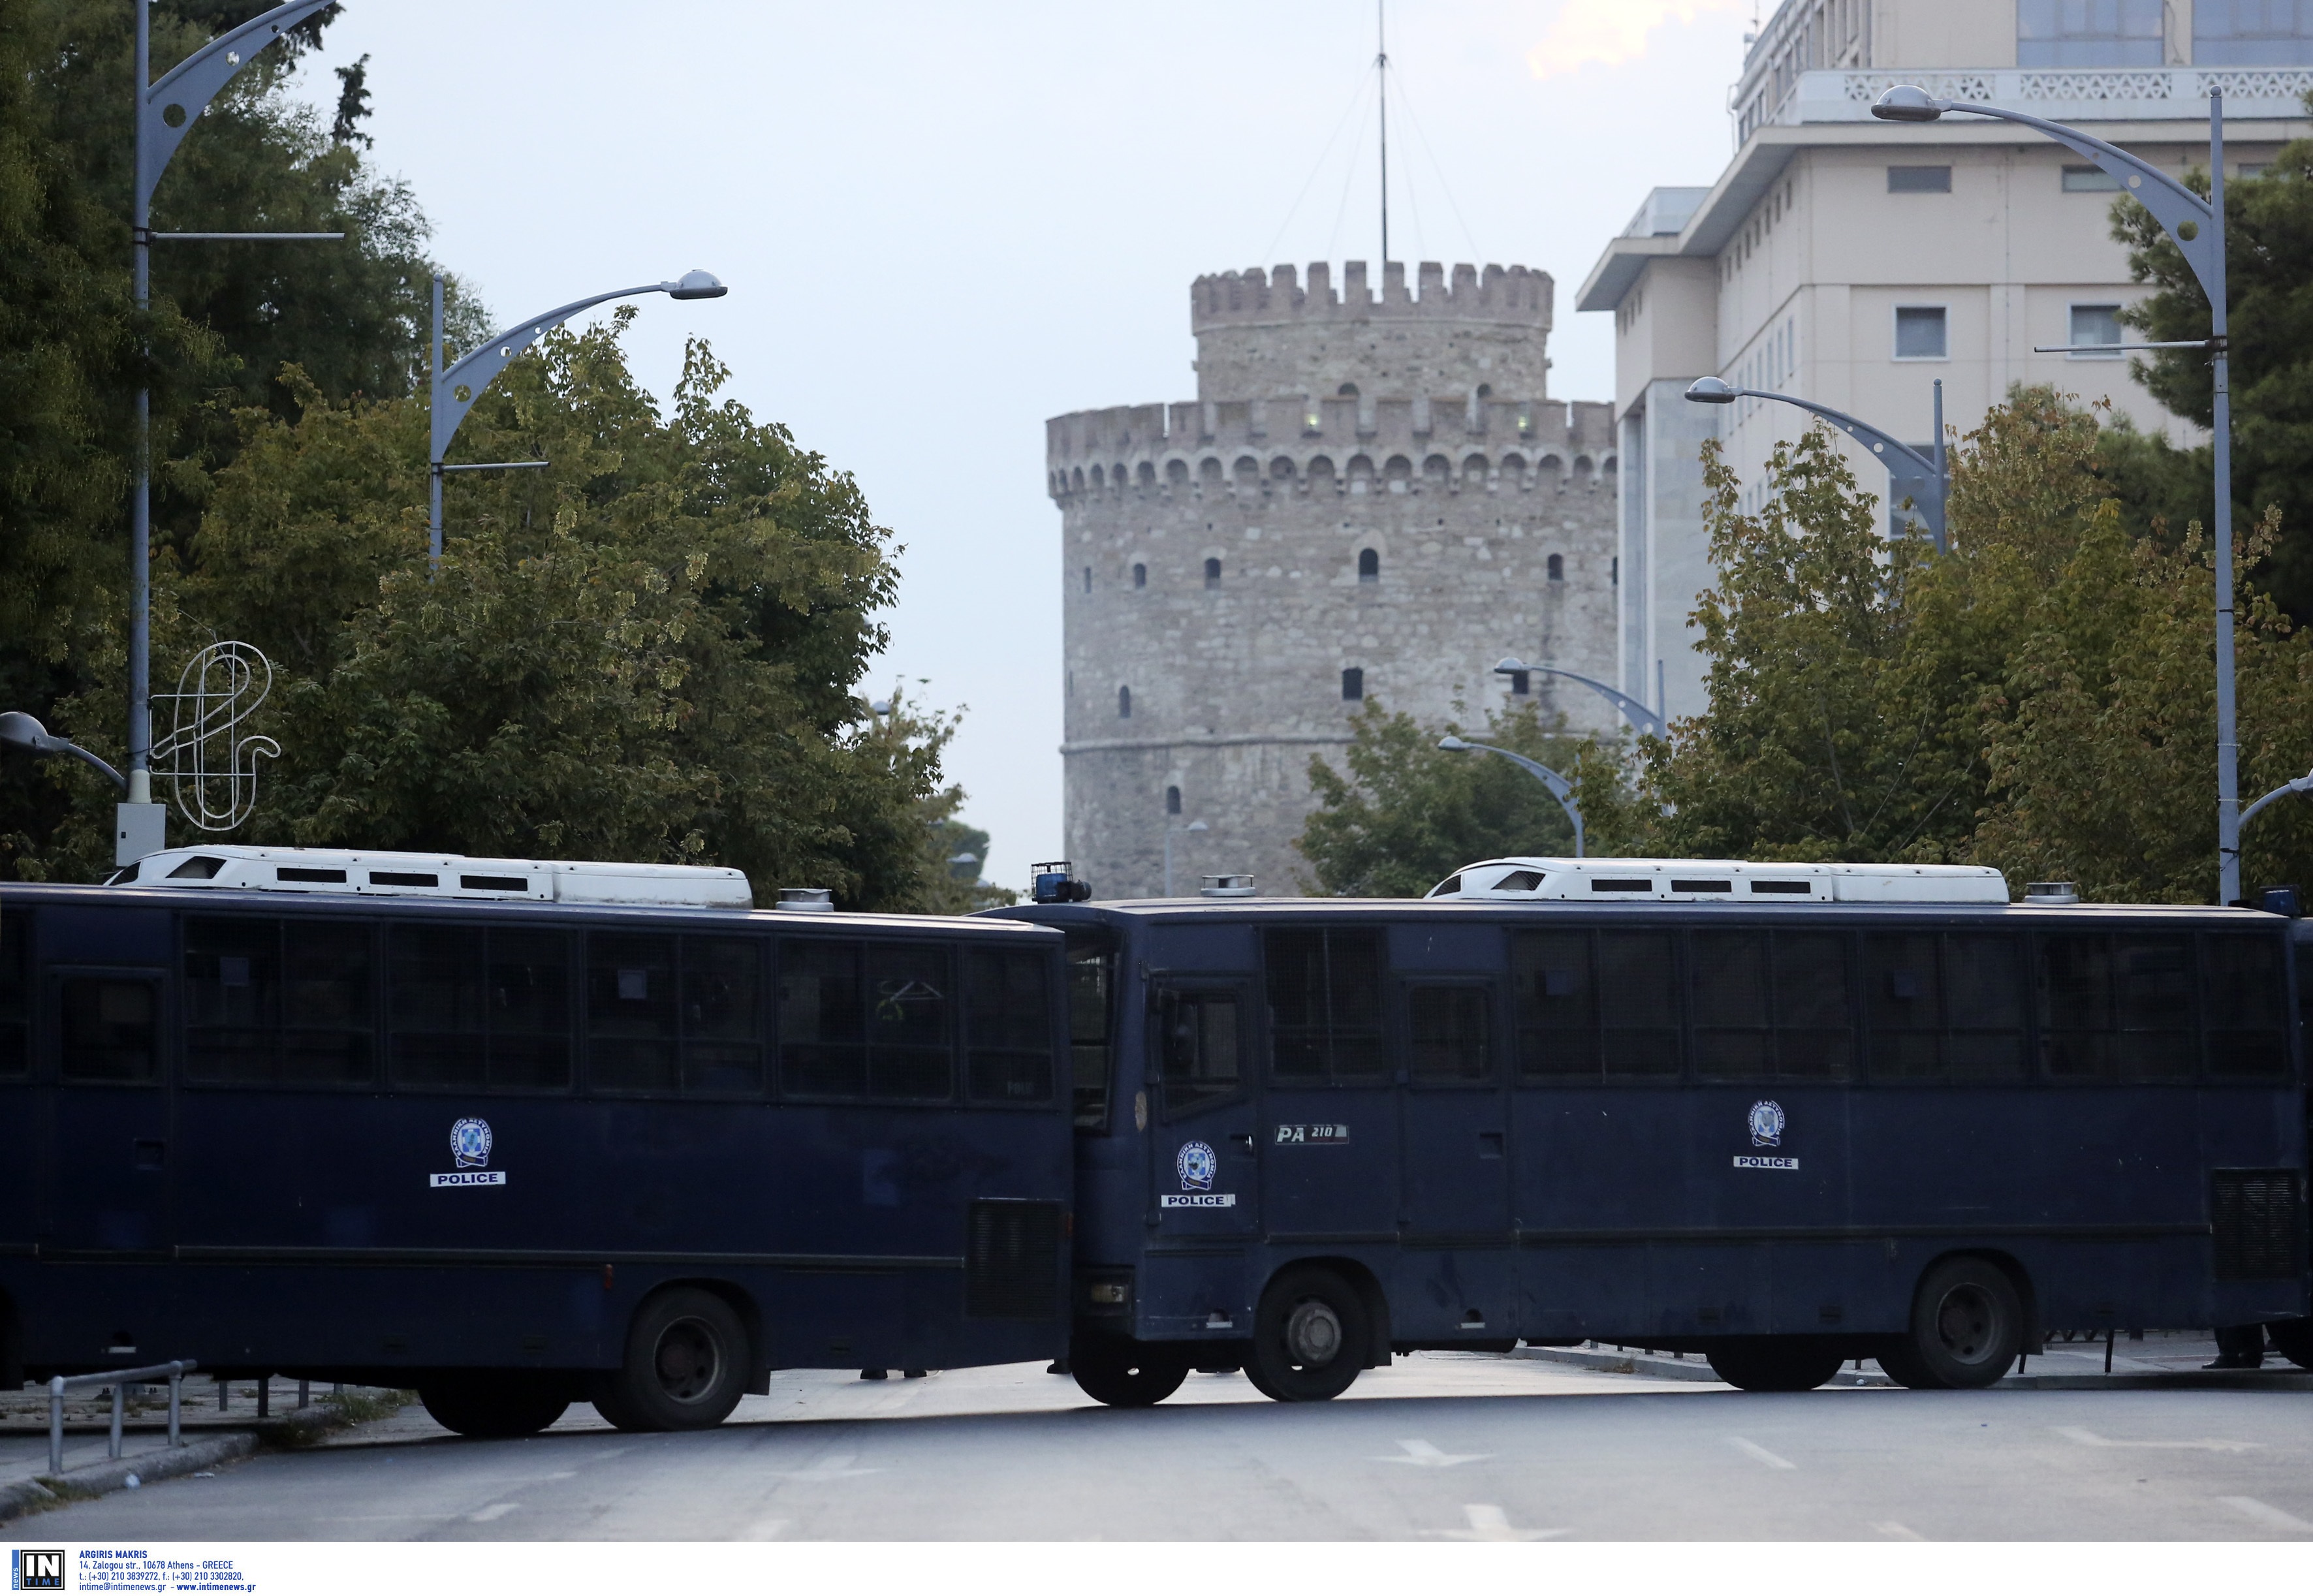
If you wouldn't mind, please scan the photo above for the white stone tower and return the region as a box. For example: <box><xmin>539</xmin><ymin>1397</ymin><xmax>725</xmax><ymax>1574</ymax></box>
<box><xmin>1049</xmin><ymin>259</ymin><xmax>1620</xmax><ymax>900</ymax></box>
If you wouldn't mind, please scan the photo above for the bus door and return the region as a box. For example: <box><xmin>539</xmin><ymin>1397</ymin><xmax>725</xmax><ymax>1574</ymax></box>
<box><xmin>40</xmin><ymin>963</ymin><xmax>172</xmax><ymax>1259</ymax></box>
<box><xmin>1257</xmin><ymin>928</ymin><xmax>1398</xmax><ymax>1243</ymax></box>
<box><xmin>1148</xmin><ymin>981</ymin><xmax>1260</xmax><ymax>1240</ymax></box>
<box><xmin>1398</xmin><ymin>980</ymin><xmax>1510</xmax><ymax>1240</ymax></box>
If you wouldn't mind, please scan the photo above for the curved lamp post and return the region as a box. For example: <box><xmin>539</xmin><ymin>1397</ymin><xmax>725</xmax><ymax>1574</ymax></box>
<box><xmin>0</xmin><ymin>712</ymin><xmax>127</xmax><ymax>793</ymax></box>
<box><xmin>1438</xmin><ymin>736</ymin><xmax>1584</xmax><ymax>858</ymax></box>
<box><xmin>1872</xmin><ymin>81</ymin><xmax>2241</xmax><ymax>903</ymax></box>
<box><xmin>1684</xmin><ymin>376</ymin><xmax>1947</xmax><ymax>552</ymax></box>
<box><xmin>429</xmin><ymin>269</ymin><xmax>729</xmax><ymax>568</ymax></box>
<box><xmin>2239</xmin><ymin>768</ymin><xmax>2313</xmax><ymax>834</ymax></box>
<box><xmin>1493</xmin><ymin>655</ymin><xmax>1666</xmax><ymax>739</ymax></box>
<box><xmin>1164</xmin><ymin>819</ymin><xmax>1208</xmax><ymax>897</ymax></box>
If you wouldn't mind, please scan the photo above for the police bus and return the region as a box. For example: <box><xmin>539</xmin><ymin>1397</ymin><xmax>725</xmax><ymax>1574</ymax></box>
<box><xmin>0</xmin><ymin>846</ymin><xmax>1071</xmax><ymax>1436</ymax></box>
<box><xmin>999</xmin><ymin>857</ymin><xmax>2312</xmax><ymax>1404</ymax></box>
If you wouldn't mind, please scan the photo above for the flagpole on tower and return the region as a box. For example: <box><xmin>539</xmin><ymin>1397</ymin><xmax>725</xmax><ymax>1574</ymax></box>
<box><xmin>1376</xmin><ymin>0</ymin><xmax>1390</xmax><ymax>266</ymax></box>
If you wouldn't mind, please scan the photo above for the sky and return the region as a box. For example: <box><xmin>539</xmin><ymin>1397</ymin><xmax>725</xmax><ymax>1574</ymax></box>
<box><xmin>289</xmin><ymin>0</ymin><xmax>1755</xmax><ymax>889</ymax></box>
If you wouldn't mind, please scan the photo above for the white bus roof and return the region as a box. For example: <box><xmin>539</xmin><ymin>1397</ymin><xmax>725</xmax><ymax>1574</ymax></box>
<box><xmin>111</xmin><ymin>845</ymin><xmax>753</xmax><ymax>911</ymax></box>
<box><xmin>1427</xmin><ymin>857</ymin><xmax>2009</xmax><ymax>905</ymax></box>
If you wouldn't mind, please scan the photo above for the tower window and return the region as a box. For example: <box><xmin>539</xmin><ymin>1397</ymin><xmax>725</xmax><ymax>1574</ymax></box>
<box><xmin>1118</xmin><ymin>686</ymin><xmax>1131</xmax><ymax>719</ymax></box>
<box><xmin>1547</xmin><ymin>553</ymin><xmax>1564</xmax><ymax>582</ymax></box>
<box><xmin>1342</xmin><ymin>668</ymin><xmax>1364</xmax><ymax>702</ymax></box>
<box><xmin>1357</xmin><ymin>548</ymin><xmax>1379</xmax><ymax>583</ymax></box>
<box><xmin>1166</xmin><ymin>785</ymin><xmax>1182</xmax><ymax>815</ymax></box>
<box><xmin>1204</xmin><ymin>557</ymin><xmax>1222</xmax><ymax>588</ymax></box>
<box><xmin>1509</xmin><ymin>670</ymin><xmax>1531</xmax><ymax>696</ymax></box>
<box><xmin>1611</xmin><ymin>556</ymin><xmax>1619</xmax><ymax>586</ymax></box>
<box><xmin>1132</xmin><ymin>562</ymin><xmax>1147</xmax><ymax>587</ymax></box>
<box><xmin>1082</xmin><ymin>567</ymin><xmax>1092</xmax><ymax>593</ymax></box>
<box><xmin>1338</xmin><ymin>383</ymin><xmax>1359</xmax><ymax>397</ymax></box>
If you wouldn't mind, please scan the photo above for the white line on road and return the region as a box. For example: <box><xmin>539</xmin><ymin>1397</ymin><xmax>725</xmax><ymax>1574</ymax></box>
<box><xmin>770</xmin><ymin>1452</ymin><xmax>883</xmax><ymax>1481</ymax></box>
<box><xmin>1727</xmin><ymin>1437</ymin><xmax>1797</xmax><ymax>1470</ymax></box>
<box><xmin>2056</xmin><ymin>1426</ymin><xmax>2264</xmax><ymax>1454</ymax></box>
<box><xmin>1374</xmin><ymin>1439</ymin><xmax>1492</xmax><ymax>1468</ymax></box>
<box><xmin>1440</xmin><ymin>1505</ymin><xmax>1566</xmax><ymax>1542</ymax></box>
<box><xmin>2219</xmin><ymin>1497</ymin><xmax>2313</xmax><ymax>1533</ymax></box>
<box><xmin>467</xmin><ymin>1503</ymin><xmax>519</xmax><ymax>1523</ymax></box>
<box><xmin>1872</xmin><ymin>1522</ymin><xmax>1925</xmax><ymax>1541</ymax></box>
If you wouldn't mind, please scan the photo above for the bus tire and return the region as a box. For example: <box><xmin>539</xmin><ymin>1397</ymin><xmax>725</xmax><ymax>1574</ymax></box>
<box><xmin>1891</xmin><ymin>1257</ymin><xmax>2024</xmax><ymax>1389</ymax></box>
<box><xmin>418</xmin><ymin>1374</ymin><xmax>570</xmax><ymax>1439</ymax></box>
<box><xmin>2267</xmin><ymin>1318</ymin><xmax>2313</xmax><ymax>1371</ymax></box>
<box><xmin>1705</xmin><ymin>1341</ymin><xmax>1845</xmax><ymax>1392</ymax></box>
<box><xmin>1069</xmin><ymin>1338</ymin><xmax>1188</xmax><ymax>1407</ymax></box>
<box><xmin>1246</xmin><ymin>1266</ymin><xmax>1369</xmax><ymax>1402</ymax></box>
<box><xmin>593</xmin><ymin>1287</ymin><xmax>749</xmax><ymax>1432</ymax></box>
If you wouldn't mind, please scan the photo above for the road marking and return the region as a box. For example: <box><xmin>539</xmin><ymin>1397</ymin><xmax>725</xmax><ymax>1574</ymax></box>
<box><xmin>1872</xmin><ymin>1522</ymin><xmax>1925</xmax><ymax>1541</ymax></box>
<box><xmin>2220</xmin><ymin>1497</ymin><xmax>2313</xmax><ymax>1533</ymax></box>
<box><xmin>1440</xmin><ymin>1505</ymin><xmax>1566</xmax><ymax>1542</ymax></box>
<box><xmin>467</xmin><ymin>1503</ymin><xmax>519</xmax><ymax>1523</ymax></box>
<box><xmin>1727</xmin><ymin>1436</ymin><xmax>1797</xmax><ymax>1470</ymax></box>
<box><xmin>2056</xmin><ymin>1426</ymin><xmax>2264</xmax><ymax>1454</ymax></box>
<box><xmin>771</xmin><ymin>1452</ymin><xmax>883</xmax><ymax>1481</ymax></box>
<box><xmin>1376</xmin><ymin>1438</ymin><xmax>1492</xmax><ymax>1468</ymax></box>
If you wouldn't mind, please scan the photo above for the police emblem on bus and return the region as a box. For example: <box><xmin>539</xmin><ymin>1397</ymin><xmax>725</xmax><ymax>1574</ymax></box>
<box><xmin>1748</xmin><ymin>1101</ymin><xmax>1786</xmax><ymax>1148</ymax></box>
<box><xmin>1176</xmin><ymin>1140</ymin><xmax>1217</xmax><ymax>1192</ymax></box>
<box><xmin>451</xmin><ymin>1118</ymin><xmax>494</xmax><ymax>1168</ymax></box>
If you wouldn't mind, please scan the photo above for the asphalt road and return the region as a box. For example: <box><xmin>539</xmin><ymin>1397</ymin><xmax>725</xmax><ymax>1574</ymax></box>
<box><xmin>32</xmin><ymin>1354</ymin><xmax>2313</xmax><ymax>1541</ymax></box>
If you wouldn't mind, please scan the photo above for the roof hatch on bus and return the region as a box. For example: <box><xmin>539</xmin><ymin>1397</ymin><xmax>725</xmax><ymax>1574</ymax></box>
<box><xmin>105</xmin><ymin>845</ymin><xmax>753</xmax><ymax>909</ymax></box>
<box><xmin>1424</xmin><ymin>857</ymin><xmax>2009</xmax><ymax>905</ymax></box>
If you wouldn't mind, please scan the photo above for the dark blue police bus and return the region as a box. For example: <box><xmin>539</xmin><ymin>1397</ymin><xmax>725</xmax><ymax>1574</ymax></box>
<box><xmin>1000</xmin><ymin>856</ymin><xmax>2312</xmax><ymax>1404</ymax></box>
<box><xmin>0</xmin><ymin>846</ymin><xmax>1071</xmax><ymax>1436</ymax></box>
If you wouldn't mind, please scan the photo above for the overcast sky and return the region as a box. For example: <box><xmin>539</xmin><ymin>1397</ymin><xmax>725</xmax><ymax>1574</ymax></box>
<box><xmin>296</xmin><ymin>0</ymin><xmax>1754</xmax><ymax>888</ymax></box>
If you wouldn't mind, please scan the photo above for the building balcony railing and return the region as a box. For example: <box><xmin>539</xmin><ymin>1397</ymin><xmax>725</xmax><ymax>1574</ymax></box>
<box><xmin>1749</xmin><ymin>65</ymin><xmax>2313</xmax><ymax>139</ymax></box>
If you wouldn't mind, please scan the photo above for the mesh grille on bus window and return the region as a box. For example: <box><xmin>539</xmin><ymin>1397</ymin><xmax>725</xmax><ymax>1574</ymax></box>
<box><xmin>2210</xmin><ymin>1170</ymin><xmax>2304</xmax><ymax>1281</ymax></box>
<box><xmin>965</xmin><ymin>1200</ymin><xmax>1063</xmax><ymax>1320</ymax></box>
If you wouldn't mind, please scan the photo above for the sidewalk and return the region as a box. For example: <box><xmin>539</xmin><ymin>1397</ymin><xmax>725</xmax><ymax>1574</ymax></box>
<box><xmin>1513</xmin><ymin>1330</ymin><xmax>2313</xmax><ymax>1390</ymax></box>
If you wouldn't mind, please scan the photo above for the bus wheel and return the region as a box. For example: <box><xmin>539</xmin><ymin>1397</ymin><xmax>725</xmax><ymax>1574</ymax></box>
<box><xmin>418</xmin><ymin>1374</ymin><xmax>571</xmax><ymax>1439</ymax></box>
<box><xmin>1070</xmin><ymin>1338</ymin><xmax>1188</xmax><ymax>1407</ymax></box>
<box><xmin>593</xmin><ymin>1287</ymin><xmax>749</xmax><ymax>1432</ymax></box>
<box><xmin>1887</xmin><ymin>1258</ymin><xmax>2024</xmax><ymax>1390</ymax></box>
<box><xmin>1246</xmin><ymin>1266</ymin><xmax>1368</xmax><ymax>1402</ymax></box>
<box><xmin>1705</xmin><ymin>1341</ymin><xmax>1844</xmax><ymax>1392</ymax></box>
<box><xmin>2267</xmin><ymin>1319</ymin><xmax>2313</xmax><ymax>1371</ymax></box>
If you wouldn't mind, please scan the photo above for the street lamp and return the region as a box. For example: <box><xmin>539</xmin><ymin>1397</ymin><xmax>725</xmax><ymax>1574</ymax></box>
<box><xmin>1684</xmin><ymin>376</ymin><xmax>1948</xmax><ymax>553</ymax></box>
<box><xmin>1164</xmin><ymin>819</ymin><xmax>1208</xmax><ymax>897</ymax></box>
<box><xmin>428</xmin><ymin>269</ymin><xmax>729</xmax><ymax>568</ymax></box>
<box><xmin>2240</xmin><ymin>768</ymin><xmax>2313</xmax><ymax>836</ymax></box>
<box><xmin>1438</xmin><ymin>736</ymin><xmax>1585</xmax><ymax>858</ymax></box>
<box><xmin>0</xmin><ymin>712</ymin><xmax>128</xmax><ymax>793</ymax></box>
<box><xmin>1872</xmin><ymin>82</ymin><xmax>2242</xmax><ymax>903</ymax></box>
<box><xmin>1492</xmin><ymin>656</ymin><xmax>1666</xmax><ymax>739</ymax></box>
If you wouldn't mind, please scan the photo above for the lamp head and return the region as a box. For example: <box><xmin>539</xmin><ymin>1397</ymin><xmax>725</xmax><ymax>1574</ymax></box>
<box><xmin>1187</xmin><ymin>820</ymin><xmax>1208</xmax><ymax>834</ymax></box>
<box><xmin>1492</xmin><ymin>656</ymin><xmax>1529</xmax><ymax>676</ymax></box>
<box><xmin>1438</xmin><ymin>736</ymin><xmax>1471</xmax><ymax>753</ymax></box>
<box><xmin>667</xmin><ymin>269</ymin><xmax>729</xmax><ymax>302</ymax></box>
<box><xmin>947</xmin><ymin>852</ymin><xmax>980</xmax><ymax>866</ymax></box>
<box><xmin>1684</xmin><ymin>376</ymin><xmax>1737</xmax><ymax>405</ymax></box>
<box><xmin>1871</xmin><ymin>85</ymin><xmax>1949</xmax><ymax>122</ymax></box>
<box><xmin>0</xmin><ymin>710</ymin><xmax>55</xmax><ymax>754</ymax></box>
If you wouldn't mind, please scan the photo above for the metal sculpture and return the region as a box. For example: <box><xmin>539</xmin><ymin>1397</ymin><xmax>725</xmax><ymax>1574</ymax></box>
<box><xmin>152</xmin><ymin>642</ymin><xmax>278</xmax><ymax>832</ymax></box>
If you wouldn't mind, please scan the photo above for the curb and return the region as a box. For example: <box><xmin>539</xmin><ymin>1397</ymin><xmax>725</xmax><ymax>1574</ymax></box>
<box><xmin>0</xmin><ymin>1396</ymin><xmax>381</xmax><ymax>1524</ymax></box>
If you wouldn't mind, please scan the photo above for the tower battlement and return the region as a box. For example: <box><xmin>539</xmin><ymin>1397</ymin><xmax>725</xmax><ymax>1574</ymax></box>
<box><xmin>1189</xmin><ymin>260</ymin><xmax>1554</xmax><ymax>402</ymax></box>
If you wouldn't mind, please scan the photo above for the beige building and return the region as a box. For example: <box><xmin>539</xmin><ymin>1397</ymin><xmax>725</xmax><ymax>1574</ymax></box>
<box><xmin>1579</xmin><ymin>0</ymin><xmax>2313</xmax><ymax>723</ymax></box>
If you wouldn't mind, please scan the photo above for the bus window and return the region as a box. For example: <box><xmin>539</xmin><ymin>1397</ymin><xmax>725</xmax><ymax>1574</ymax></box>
<box><xmin>1945</xmin><ymin>933</ymin><xmax>2026</xmax><ymax>1078</ymax></box>
<box><xmin>2039</xmin><ymin>933</ymin><xmax>2197</xmax><ymax>1081</ymax></box>
<box><xmin>1775</xmin><ymin>932</ymin><xmax>1853</xmax><ymax>1077</ymax></box>
<box><xmin>1065</xmin><ymin>933</ymin><xmax>1116</xmax><ymax>1130</ymax></box>
<box><xmin>682</xmin><ymin>936</ymin><xmax>764</xmax><ymax>1096</ymax></box>
<box><xmin>2205</xmin><ymin>933</ymin><xmax>2288</xmax><ymax>1079</ymax></box>
<box><xmin>869</xmin><ymin>944</ymin><xmax>952</xmax><ymax>1100</ymax></box>
<box><xmin>1692</xmin><ymin>931</ymin><xmax>1770</xmax><ymax>1076</ymax></box>
<box><xmin>1693</xmin><ymin>930</ymin><xmax>1851</xmax><ymax>1080</ymax></box>
<box><xmin>1264</xmin><ymin>929</ymin><xmax>1384</xmax><ymax>1082</ymax></box>
<box><xmin>965</xmin><ymin>947</ymin><xmax>1054</xmax><ymax>1104</ymax></box>
<box><xmin>1598</xmin><ymin>930</ymin><xmax>1681</xmax><ymax>1077</ymax></box>
<box><xmin>1866</xmin><ymin>932</ymin><xmax>1942</xmax><ymax>1076</ymax></box>
<box><xmin>389</xmin><ymin>925</ymin><xmax>571</xmax><ymax>1091</ymax></box>
<box><xmin>0</xmin><ymin>909</ymin><xmax>24</xmax><ymax>1077</ymax></box>
<box><xmin>185</xmin><ymin>918</ymin><xmax>374</xmax><ymax>1086</ymax></box>
<box><xmin>1408</xmin><ymin>986</ymin><xmax>1490</xmax><ymax>1082</ymax></box>
<box><xmin>588</xmin><ymin>932</ymin><xmax>679</xmax><ymax>1093</ymax></box>
<box><xmin>60</xmin><ymin>977</ymin><xmax>158</xmax><ymax>1082</ymax></box>
<box><xmin>1157</xmin><ymin>988</ymin><xmax>1240</xmax><ymax>1116</ymax></box>
<box><xmin>1512</xmin><ymin>930</ymin><xmax>1596</xmax><ymax>1078</ymax></box>
<box><xmin>778</xmin><ymin>938</ymin><xmax>867</xmax><ymax>1097</ymax></box>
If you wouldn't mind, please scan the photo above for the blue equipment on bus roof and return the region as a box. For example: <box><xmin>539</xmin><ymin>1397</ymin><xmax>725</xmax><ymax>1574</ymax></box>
<box><xmin>1030</xmin><ymin>862</ymin><xmax>1092</xmax><ymax>905</ymax></box>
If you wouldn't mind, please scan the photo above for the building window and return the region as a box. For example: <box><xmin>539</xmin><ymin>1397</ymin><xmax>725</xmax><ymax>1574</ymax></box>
<box><xmin>1895</xmin><ymin>305</ymin><xmax>1949</xmax><ymax>361</ymax></box>
<box><xmin>2068</xmin><ymin>304</ymin><xmax>2124</xmax><ymax>358</ymax></box>
<box><xmin>1357</xmin><ymin>548</ymin><xmax>1379</xmax><ymax>583</ymax></box>
<box><xmin>1611</xmin><ymin>556</ymin><xmax>1618</xmax><ymax>587</ymax></box>
<box><xmin>1166</xmin><ymin>785</ymin><xmax>1182</xmax><ymax>815</ymax></box>
<box><xmin>2196</xmin><ymin>0</ymin><xmax>2313</xmax><ymax>64</ymax></box>
<box><xmin>1341</xmin><ymin>668</ymin><xmax>1364</xmax><ymax>702</ymax></box>
<box><xmin>1508</xmin><ymin>670</ymin><xmax>1532</xmax><ymax>696</ymax></box>
<box><xmin>1082</xmin><ymin>567</ymin><xmax>1092</xmax><ymax>594</ymax></box>
<box><xmin>2063</xmin><ymin>164</ymin><xmax>2122</xmax><ymax>193</ymax></box>
<box><xmin>1547</xmin><ymin>553</ymin><xmax>1565</xmax><ymax>582</ymax></box>
<box><xmin>2017</xmin><ymin>0</ymin><xmax>2163</xmax><ymax>65</ymax></box>
<box><xmin>1338</xmin><ymin>383</ymin><xmax>1359</xmax><ymax>397</ymax></box>
<box><xmin>1118</xmin><ymin>686</ymin><xmax>1131</xmax><ymax>719</ymax></box>
<box><xmin>1203</xmin><ymin>557</ymin><xmax>1222</xmax><ymax>589</ymax></box>
<box><xmin>1132</xmin><ymin>562</ymin><xmax>1147</xmax><ymax>587</ymax></box>
<box><xmin>1887</xmin><ymin>165</ymin><xmax>1951</xmax><ymax>194</ymax></box>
